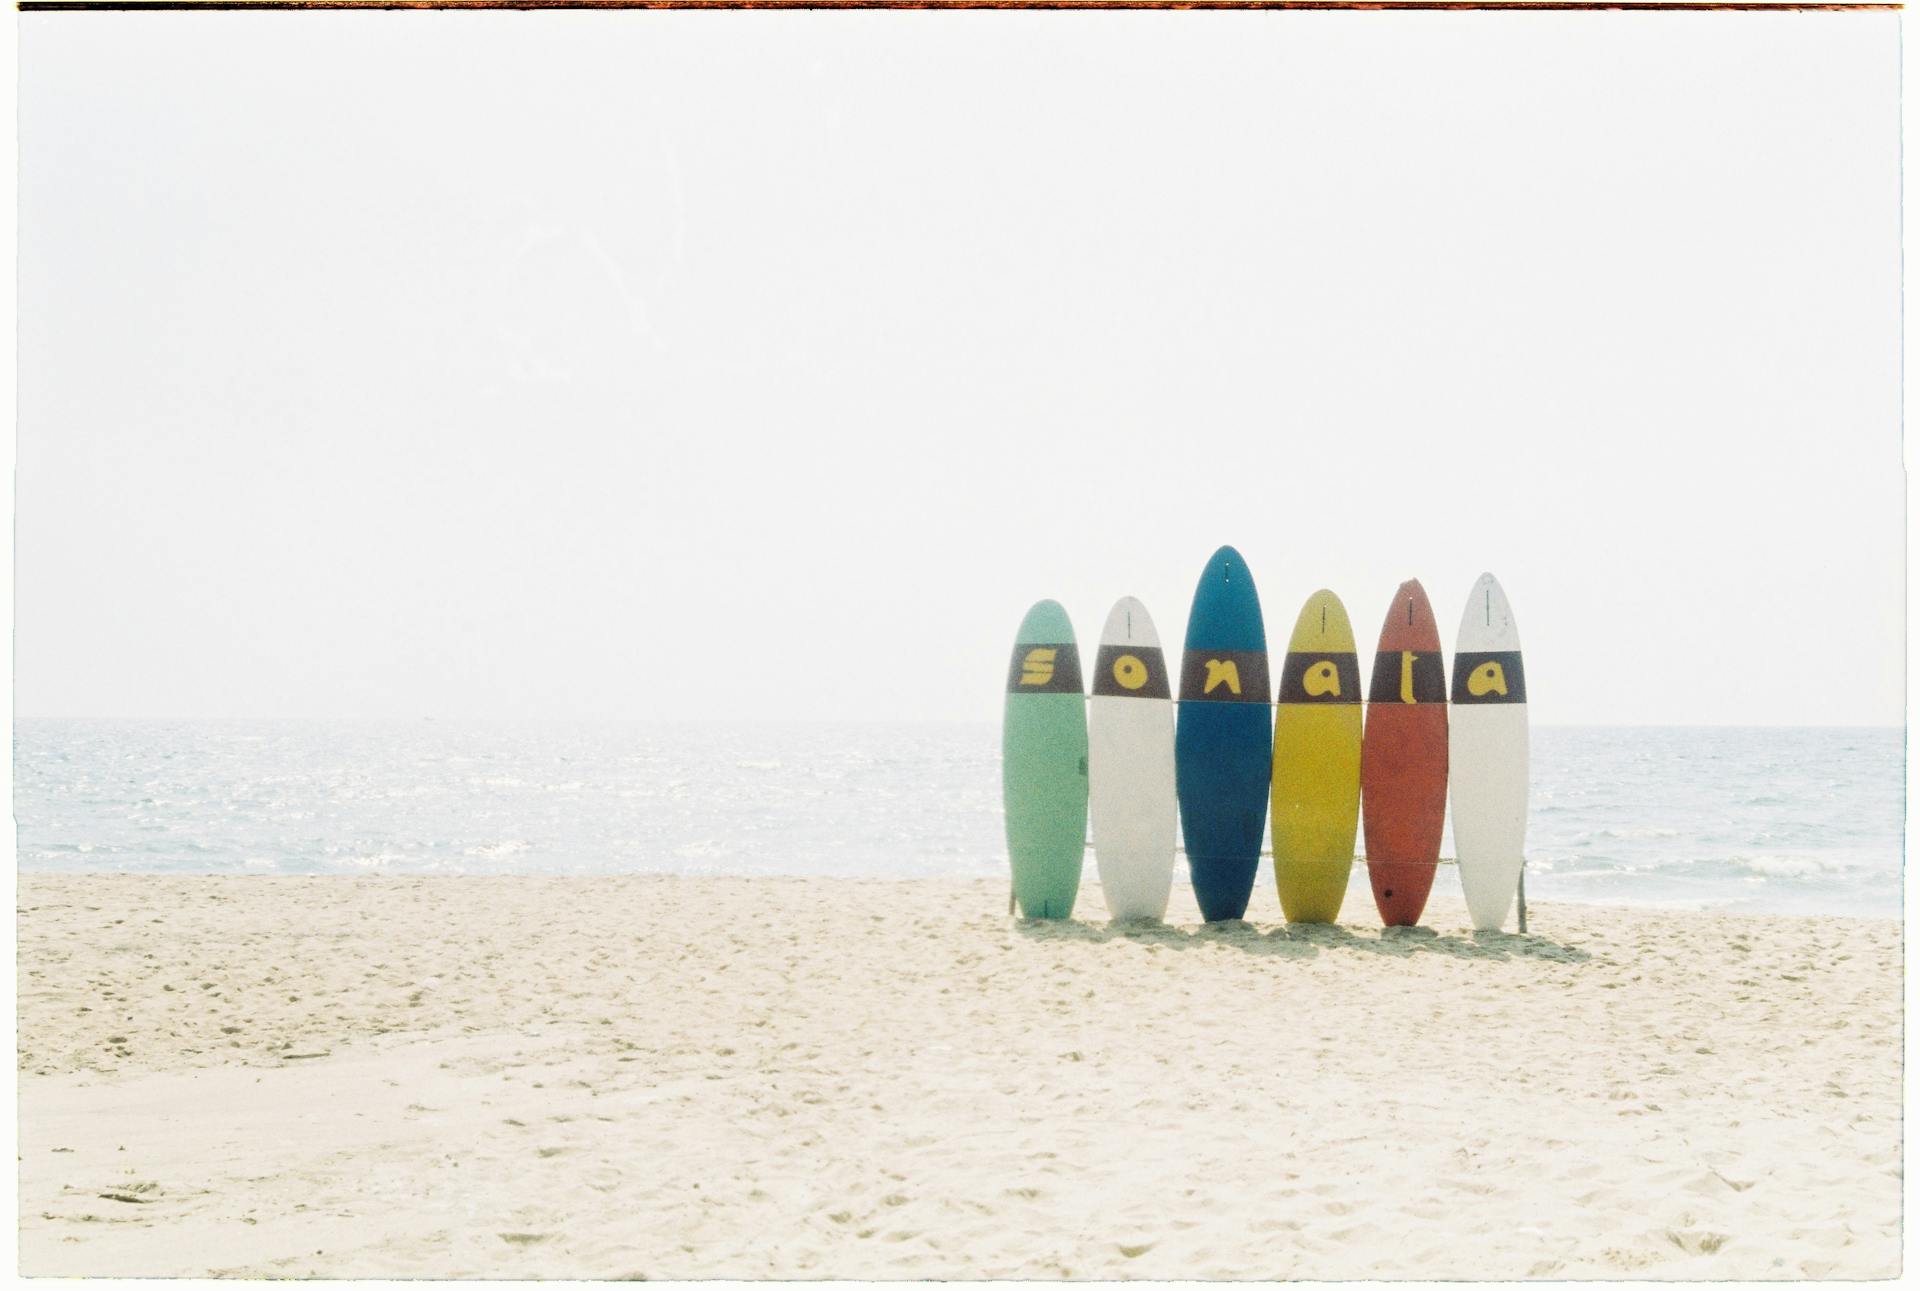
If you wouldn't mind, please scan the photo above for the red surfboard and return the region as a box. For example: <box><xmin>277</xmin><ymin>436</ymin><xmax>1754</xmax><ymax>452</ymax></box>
<box><xmin>1361</xmin><ymin>579</ymin><xmax>1449</xmax><ymax>926</ymax></box>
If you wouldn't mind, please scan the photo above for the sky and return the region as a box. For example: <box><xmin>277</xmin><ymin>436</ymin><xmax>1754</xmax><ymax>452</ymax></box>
<box><xmin>16</xmin><ymin>12</ymin><xmax>1903</xmax><ymax>727</ymax></box>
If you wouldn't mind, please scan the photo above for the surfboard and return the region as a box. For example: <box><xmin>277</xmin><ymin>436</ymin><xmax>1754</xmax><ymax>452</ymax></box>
<box><xmin>1002</xmin><ymin>599</ymin><xmax>1089</xmax><ymax>919</ymax></box>
<box><xmin>1175</xmin><ymin>546</ymin><xmax>1272</xmax><ymax>923</ymax></box>
<box><xmin>1271</xmin><ymin>589</ymin><xmax>1362</xmax><ymax>923</ymax></box>
<box><xmin>1360</xmin><ymin>579</ymin><xmax>1448</xmax><ymax>927</ymax></box>
<box><xmin>1088</xmin><ymin>597</ymin><xmax>1177</xmax><ymax>922</ymax></box>
<box><xmin>1450</xmin><ymin>573</ymin><xmax>1529</xmax><ymax>931</ymax></box>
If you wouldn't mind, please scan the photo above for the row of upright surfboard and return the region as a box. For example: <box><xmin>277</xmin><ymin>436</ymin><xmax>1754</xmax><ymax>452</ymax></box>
<box><xmin>1003</xmin><ymin>546</ymin><xmax>1529</xmax><ymax>932</ymax></box>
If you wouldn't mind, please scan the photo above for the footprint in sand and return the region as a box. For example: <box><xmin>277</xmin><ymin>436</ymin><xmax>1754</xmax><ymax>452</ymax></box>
<box><xmin>96</xmin><ymin>1181</ymin><xmax>163</xmax><ymax>1205</ymax></box>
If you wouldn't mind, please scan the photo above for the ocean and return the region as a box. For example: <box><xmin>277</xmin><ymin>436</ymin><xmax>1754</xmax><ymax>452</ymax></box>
<box><xmin>12</xmin><ymin>720</ymin><xmax>1904</xmax><ymax>919</ymax></box>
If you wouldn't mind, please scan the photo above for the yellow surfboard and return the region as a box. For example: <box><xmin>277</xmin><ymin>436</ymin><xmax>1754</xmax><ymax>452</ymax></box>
<box><xmin>1271</xmin><ymin>590</ymin><xmax>1364</xmax><ymax>923</ymax></box>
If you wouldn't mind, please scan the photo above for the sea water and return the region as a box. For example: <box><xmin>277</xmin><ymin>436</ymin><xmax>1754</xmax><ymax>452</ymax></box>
<box><xmin>12</xmin><ymin>721</ymin><xmax>1904</xmax><ymax>919</ymax></box>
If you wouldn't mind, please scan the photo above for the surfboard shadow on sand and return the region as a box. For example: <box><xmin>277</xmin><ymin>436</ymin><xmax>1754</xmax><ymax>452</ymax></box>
<box><xmin>1013</xmin><ymin>915</ymin><xmax>1589</xmax><ymax>964</ymax></box>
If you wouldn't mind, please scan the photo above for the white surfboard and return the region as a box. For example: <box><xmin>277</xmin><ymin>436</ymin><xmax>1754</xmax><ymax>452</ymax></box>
<box><xmin>1088</xmin><ymin>596</ymin><xmax>1177</xmax><ymax>922</ymax></box>
<box><xmin>1449</xmin><ymin>573</ymin><xmax>1530</xmax><ymax>931</ymax></box>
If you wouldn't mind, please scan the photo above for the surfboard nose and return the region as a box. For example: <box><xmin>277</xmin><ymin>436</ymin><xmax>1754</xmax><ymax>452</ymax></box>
<box><xmin>1375</xmin><ymin>579</ymin><xmax>1438</xmax><ymax>646</ymax></box>
<box><xmin>1188</xmin><ymin>547</ymin><xmax>1266</xmax><ymax>650</ymax></box>
<box><xmin>1015</xmin><ymin>598</ymin><xmax>1076</xmax><ymax>643</ymax></box>
<box><xmin>1456</xmin><ymin>573</ymin><xmax>1522</xmax><ymax>662</ymax></box>
<box><xmin>1099</xmin><ymin>595</ymin><xmax>1156</xmax><ymax>646</ymax></box>
<box><xmin>1290</xmin><ymin>589</ymin><xmax>1353</xmax><ymax>649</ymax></box>
<box><xmin>1207</xmin><ymin>545</ymin><xmax>1246</xmax><ymax>583</ymax></box>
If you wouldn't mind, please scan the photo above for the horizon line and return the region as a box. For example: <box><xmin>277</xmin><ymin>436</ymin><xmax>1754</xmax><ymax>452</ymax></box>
<box><xmin>15</xmin><ymin>1</ymin><xmax>1906</xmax><ymax>12</ymax></box>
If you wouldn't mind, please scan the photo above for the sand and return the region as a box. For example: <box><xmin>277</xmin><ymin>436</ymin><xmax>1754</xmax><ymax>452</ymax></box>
<box><xmin>15</xmin><ymin>872</ymin><xmax>1902</xmax><ymax>1279</ymax></box>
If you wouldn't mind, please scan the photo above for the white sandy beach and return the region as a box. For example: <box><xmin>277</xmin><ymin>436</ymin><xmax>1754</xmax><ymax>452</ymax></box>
<box><xmin>15</xmin><ymin>873</ymin><xmax>1902</xmax><ymax>1279</ymax></box>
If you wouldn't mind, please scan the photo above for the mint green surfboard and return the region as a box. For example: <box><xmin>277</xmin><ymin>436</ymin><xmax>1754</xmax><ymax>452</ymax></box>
<box><xmin>1002</xmin><ymin>599</ymin><xmax>1089</xmax><ymax>919</ymax></box>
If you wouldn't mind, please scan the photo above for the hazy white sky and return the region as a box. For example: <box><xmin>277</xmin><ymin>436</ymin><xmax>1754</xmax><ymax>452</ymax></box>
<box><xmin>17</xmin><ymin>13</ymin><xmax>1902</xmax><ymax>726</ymax></box>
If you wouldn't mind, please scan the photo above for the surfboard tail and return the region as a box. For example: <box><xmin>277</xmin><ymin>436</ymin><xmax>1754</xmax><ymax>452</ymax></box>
<box><xmin>1369</xmin><ymin>859</ymin><xmax>1439</xmax><ymax>927</ymax></box>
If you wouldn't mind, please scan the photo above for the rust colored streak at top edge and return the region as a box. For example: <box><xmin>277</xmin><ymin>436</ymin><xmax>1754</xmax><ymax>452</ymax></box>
<box><xmin>13</xmin><ymin>0</ymin><xmax>1910</xmax><ymax>11</ymax></box>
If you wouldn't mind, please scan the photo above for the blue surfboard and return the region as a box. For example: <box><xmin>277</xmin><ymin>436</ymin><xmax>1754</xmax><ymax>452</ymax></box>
<box><xmin>1175</xmin><ymin>545</ymin><xmax>1272</xmax><ymax>922</ymax></box>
